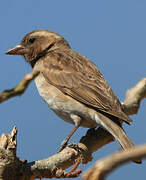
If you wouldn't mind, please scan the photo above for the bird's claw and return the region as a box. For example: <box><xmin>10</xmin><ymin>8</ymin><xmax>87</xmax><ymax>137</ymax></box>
<box><xmin>65</xmin><ymin>159</ymin><xmax>82</xmax><ymax>178</ymax></box>
<box><xmin>65</xmin><ymin>168</ymin><xmax>82</xmax><ymax>178</ymax></box>
<box><xmin>58</xmin><ymin>138</ymin><xmax>68</xmax><ymax>152</ymax></box>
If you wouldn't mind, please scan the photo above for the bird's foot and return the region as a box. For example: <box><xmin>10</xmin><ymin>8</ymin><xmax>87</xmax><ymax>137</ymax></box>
<box><xmin>65</xmin><ymin>159</ymin><xmax>82</xmax><ymax>178</ymax></box>
<box><xmin>58</xmin><ymin>138</ymin><xmax>69</xmax><ymax>152</ymax></box>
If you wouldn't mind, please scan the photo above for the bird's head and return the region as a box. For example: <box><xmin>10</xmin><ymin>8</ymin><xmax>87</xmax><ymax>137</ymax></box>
<box><xmin>6</xmin><ymin>30</ymin><xmax>70</xmax><ymax>67</ymax></box>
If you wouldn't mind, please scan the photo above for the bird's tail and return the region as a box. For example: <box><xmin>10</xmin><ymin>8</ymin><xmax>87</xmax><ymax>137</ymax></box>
<box><xmin>95</xmin><ymin>113</ymin><xmax>142</xmax><ymax>164</ymax></box>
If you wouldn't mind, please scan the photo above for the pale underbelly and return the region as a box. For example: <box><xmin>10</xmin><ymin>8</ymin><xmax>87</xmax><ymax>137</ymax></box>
<box><xmin>35</xmin><ymin>75</ymin><xmax>97</xmax><ymax>128</ymax></box>
<box><xmin>42</xmin><ymin>92</ymin><xmax>97</xmax><ymax>128</ymax></box>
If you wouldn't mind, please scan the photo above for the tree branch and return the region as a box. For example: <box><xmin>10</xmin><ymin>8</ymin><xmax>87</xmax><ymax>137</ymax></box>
<box><xmin>0</xmin><ymin>70</ymin><xmax>39</xmax><ymax>103</ymax></box>
<box><xmin>82</xmin><ymin>145</ymin><xmax>146</xmax><ymax>180</ymax></box>
<box><xmin>122</xmin><ymin>78</ymin><xmax>146</xmax><ymax>115</ymax></box>
<box><xmin>0</xmin><ymin>127</ymin><xmax>84</xmax><ymax>179</ymax></box>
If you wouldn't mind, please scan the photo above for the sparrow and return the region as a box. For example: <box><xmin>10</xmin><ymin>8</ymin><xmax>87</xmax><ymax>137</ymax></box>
<box><xmin>6</xmin><ymin>30</ymin><xmax>141</xmax><ymax>163</ymax></box>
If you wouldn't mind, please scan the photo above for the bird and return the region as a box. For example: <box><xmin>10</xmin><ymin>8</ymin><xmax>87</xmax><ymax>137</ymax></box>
<box><xmin>6</xmin><ymin>30</ymin><xmax>141</xmax><ymax>163</ymax></box>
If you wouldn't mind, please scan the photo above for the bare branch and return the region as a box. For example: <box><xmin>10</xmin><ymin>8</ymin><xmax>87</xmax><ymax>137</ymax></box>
<box><xmin>0</xmin><ymin>126</ymin><xmax>20</xmax><ymax>180</ymax></box>
<box><xmin>0</xmin><ymin>128</ymin><xmax>84</xmax><ymax>179</ymax></box>
<box><xmin>0</xmin><ymin>70</ymin><xmax>39</xmax><ymax>103</ymax></box>
<box><xmin>122</xmin><ymin>78</ymin><xmax>146</xmax><ymax>115</ymax></box>
<box><xmin>27</xmin><ymin>146</ymin><xmax>82</xmax><ymax>179</ymax></box>
<box><xmin>82</xmin><ymin>145</ymin><xmax>146</xmax><ymax>180</ymax></box>
<box><xmin>0</xmin><ymin>127</ymin><xmax>113</xmax><ymax>179</ymax></box>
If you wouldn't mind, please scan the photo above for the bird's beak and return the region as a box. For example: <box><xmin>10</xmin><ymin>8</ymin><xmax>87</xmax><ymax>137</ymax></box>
<box><xmin>5</xmin><ymin>44</ymin><xmax>27</xmax><ymax>55</ymax></box>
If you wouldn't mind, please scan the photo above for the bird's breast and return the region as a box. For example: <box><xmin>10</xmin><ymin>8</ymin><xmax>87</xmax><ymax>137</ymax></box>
<box><xmin>34</xmin><ymin>73</ymin><xmax>97</xmax><ymax>128</ymax></box>
<box><xmin>35</xmin><ymin>74</ymin><xmax>60</xmax><ymax>109</ymax></box>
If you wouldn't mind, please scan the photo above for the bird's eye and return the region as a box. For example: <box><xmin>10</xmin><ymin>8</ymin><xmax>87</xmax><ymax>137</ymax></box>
<box><xmin>28</xmin><ymin>37</ymin><xmax>36</xmax><ymax>44</ymax></box>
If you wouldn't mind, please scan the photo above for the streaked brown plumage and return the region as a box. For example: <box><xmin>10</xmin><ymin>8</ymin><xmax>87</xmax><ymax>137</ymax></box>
<box><xmin>6</xmin><ymin>30</ymin><xmax>141</xmax><ymax>163</ymax></box>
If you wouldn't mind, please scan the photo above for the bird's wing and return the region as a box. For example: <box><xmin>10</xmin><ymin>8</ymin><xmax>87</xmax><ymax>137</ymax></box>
<box><xmin>42</xmin><ymin>49</ymin><xmax>132</xmax><ymax>124</ymax></box>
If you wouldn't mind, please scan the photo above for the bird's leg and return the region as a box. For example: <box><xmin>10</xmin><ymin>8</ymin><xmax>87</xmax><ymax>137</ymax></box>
<box><xmin>58</xmin><ymin>124</ymin><xmax>80</xmax><ymax>152</ymax></box>
<box><xmin>58</xmin><ymin>115</ymin><xmax>81</xmax><ymax>152</ymax></box>
<box><xmin>65</xmin><ymin>158</ymin><xmax>82</xmax><ymax>178</ymax></box>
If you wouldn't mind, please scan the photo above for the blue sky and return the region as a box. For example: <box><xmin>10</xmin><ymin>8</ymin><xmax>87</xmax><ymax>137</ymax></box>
<box><xmin>0</xmin><ymin>0</ymin><xmax>146</xmax><ymax>179</ymax></box>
